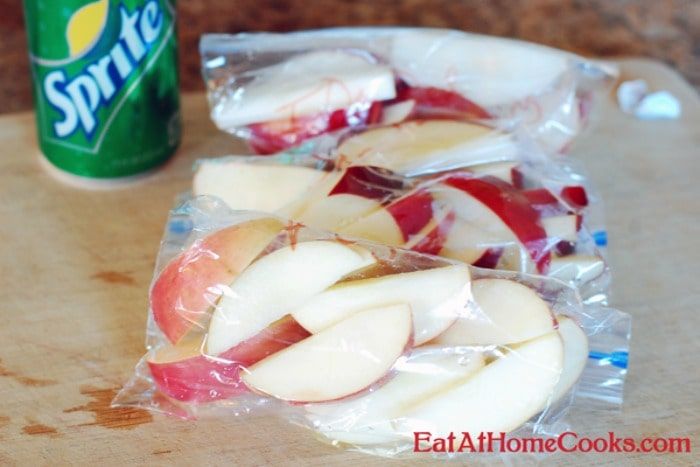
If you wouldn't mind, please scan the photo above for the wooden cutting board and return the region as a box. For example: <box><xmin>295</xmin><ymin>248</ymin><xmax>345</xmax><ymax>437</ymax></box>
<box><xmin>0</xmin><ymin>59</ymin><xmax>698</xmax><ymax>465</ymax></box>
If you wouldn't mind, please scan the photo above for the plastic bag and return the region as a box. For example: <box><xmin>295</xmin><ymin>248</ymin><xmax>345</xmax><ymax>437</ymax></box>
<box><xmin>115</xmin><ymin>197</ymin><xmax>630</xmax><ymax>459</ymax></box>
<box><xmin>201</xmin><ymin>28</ymin><xmax>616</xmax><ymax>155</ymax></box>
<box><xmin>192</xmin><ymin>153</ymin><xmax>610</xmax><ymax>303</ymax></box>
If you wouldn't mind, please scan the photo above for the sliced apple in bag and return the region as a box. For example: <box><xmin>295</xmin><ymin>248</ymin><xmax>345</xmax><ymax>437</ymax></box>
<box><xmin>551</xmin><ymin>316</ymin><xmax>589</xmax><ymax>402</ymax></box>
<box><xmin>193</xmin><ymin>160</ymin><xmax>324</xmax><ymax>213</ymax></box>
<box><xmin>390</xmin><ymin>30</ymin><xmax>569</xmax><ymax>108</ymax></box>
<box><xmin>437</xmin><ymin>216</ymin><xmax>509</xmax><ymax>265</ymax></box>
<box><xmin>395</xmin><ymin>331</ymin><xmax>564</xmax><ymax>438</ymax></box>
<box><xmin>212</xmin><ymin>50</ymin><xmax>396</xmax><ymax>129</ymax></box>
<box><xmin>292</xmin><ymin>264</ymin><xmax>471</xmax><ymax>345</ymax></box>
<box><xmin>242</xmin><ymin>304</ymin><xmax>413</xmax><ymax>403</ymax></box>
<box><xmin>469</xmin><ymin>161</ymin><xmax>519</xmax><ymax>183</ymax></box>
<box><xmin>542</xmin><ymin>214</ymin><xmax>580</xmax><ymax>243</ymax></box>
<box><xmin>306</xmin><ymin>348</ymin><xmax>485</xmax><ymax>445</ymax></box>
<box><xmin>379</xmin><ymin>99</ymin><xmax>416</xmax><ymax>125</ymax></box>
<box><xmin>296</xmin><ymin>166</ymin><xmax>403</xmax><ymax>231</ymax></box>
<box><xmin>548</xmin><ymin>254</ymin><xmax>606</xmax><ymax>284</ymax></box>
<box><xmin>432</xmin><ymin>278</ymin><xmax>555</xmax><ymax>346</ymax></box>
<box><xmin>151</xmin><ymin>218</ymin><xmax>284</xmax><ymax>344</ymax></box>
<box><xmin>338</xmin><ymin>188</ymin><xmax>441</xmax><ymax>248</ymax></box>
<box><xmin>439</xmin><ymin>176</ymin><xmax>550</xmax><ymax>272</ymax></box>
<box><xmin>206</xmin><ymin>240</ymin><xmax>375</xmax><ymax>355</ymax></box>
<box><xmin>148</xmin><ymin>316</ymin><xmax>310</xmax><ymax>403</ymax></box>
<box><xmin>337</xmin><ymin>120</ymin><xmax>519</xmax><ymax>176</ymax></box>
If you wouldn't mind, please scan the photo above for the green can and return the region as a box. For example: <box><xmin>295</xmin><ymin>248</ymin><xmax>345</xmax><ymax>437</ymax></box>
<box><xmin>23</xmin><ymin>0</ymin><xmax>180</xmax><ymax>180</ymax></box>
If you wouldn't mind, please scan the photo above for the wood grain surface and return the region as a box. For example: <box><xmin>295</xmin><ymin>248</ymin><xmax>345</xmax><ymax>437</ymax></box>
<box><xmin>0</xmin><ymin>59</ymin><xmax>698</xmax><ymax>465</ymax></box>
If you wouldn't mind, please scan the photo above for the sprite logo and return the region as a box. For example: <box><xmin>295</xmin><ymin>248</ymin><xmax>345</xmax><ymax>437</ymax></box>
<box><xmin>30</xmin><ymin>0</ymin><xmax>176</xmax><ymax>152</ymax></box>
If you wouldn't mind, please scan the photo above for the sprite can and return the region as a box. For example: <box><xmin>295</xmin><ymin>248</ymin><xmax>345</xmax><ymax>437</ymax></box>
<box><xmin>23</xmin><ymin>0</ymin><xmax>180</xmax><ymax>180</ymax></box>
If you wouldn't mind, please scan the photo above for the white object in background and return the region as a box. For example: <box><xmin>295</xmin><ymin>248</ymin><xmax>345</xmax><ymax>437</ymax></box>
<box><xmin>635</xmin><ymin>91</ymin><xmax>682</xmax><ymax>120</ymax></box>
<box><xmin>617</xmin><ymin>79</ymin><xmax>681</xmax><ymax>120</ymax></box>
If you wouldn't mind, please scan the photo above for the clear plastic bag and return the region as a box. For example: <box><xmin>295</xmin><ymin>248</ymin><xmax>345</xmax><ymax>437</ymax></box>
<box><xmin>115</xmin><ymin>197</ymin><xmax>630</xmax><ymax>459</ymax></box>
<box><xmin>191</xmin><ymin>152</ymin><xmax>610</xmax><ymax>303</ymax></box>
<box><xmin>201</xmin><ymin>28</ymin><xmax>616</xmax><ymax>155</ymax></box>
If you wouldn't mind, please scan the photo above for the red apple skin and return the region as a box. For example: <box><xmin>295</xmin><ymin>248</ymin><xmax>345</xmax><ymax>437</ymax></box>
<box><xmin>555</xmin><ymin>240</ymin><xmax>576</xmax><ymax>256</ymax></box>
<box><xmin>443</xmin><ymin>175</ymin><xmax>550</xmax><ymax>273</ymax></box>
<box><xmin>394</xmin><ymin>82</ymin><xmax>491</xmax><ymax>120</ymax></box>
<box><xmin>411</xmin><ymin>211</ymin><xmax>456</xmax><ymax>256</ymax></box>
<box><xmin>472</xmin><ymin>248</ymin><xmax>504</xmax><ymax>269</ymax></box>
<box><xmin>150</xmin><ymin>219</ymin><xmax>283</xmax><ymax>344</ymax></box>
<box><xmin>511</xmin><ymin>167</ymin><xmax>526</xmax><ymax>189</ymax></box>
<box><xmin>329</xmin><ymin>165</ymin><xmax>404</xmax><ymax>201</ymax></box>
<box><xmin>248</xmin><ymin>102</ymin><xmax>383</xmax><ymax>155</ymax></box>
<box><xmin>560</xmin><ymin>185</ymin><xmax>589</xmax><ymax>209</ymax></box>
<box><xmin>521</xmin><ymin>188</ymin><xmax>559</xmax><ymax>206</ymax></box>
<box><xmin>385</xmin><ymin>189</ymin><xmax>436</xmax><ymax>242</ymax></box>
<box><xmin>521</xmin><ymin>186</ymin><xmax>588</xmax><ymax>212</ymax></box>
<box><xmin>149</xmin><ymin>317</ymin><xmax>311</xmax><ymax>403</ymax></box>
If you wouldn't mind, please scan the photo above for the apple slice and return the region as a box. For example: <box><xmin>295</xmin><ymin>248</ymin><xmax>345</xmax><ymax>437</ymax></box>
<box><xmin>390</xmin><ymin>30</ymin><xmax>569</xmax><ymax>108</ymax></box>
<box><xmin>393</xmin><ymin>83</ymin><xmax>491</xmax><ymax>120</ymax></box>
<box><xmin>432</xmin><ymin>278</ymin><xmax>555</xmax><ymax>346</ymax></box>
<box><xmin>148</xmin><ymin>316</ymin><xmax>310</xmax><ymax>403</ymax></box>
<box><xmin>296</xmin><ymin>166</ymin><xmax>403</xmax><ymax>231</ymax></box>
<box><xmin>551</xmin><ymin>316</ymin><xmax>589</xmax><ymax>403</ymax></box>
<box><xmin>151</xmin><ymin>218</ymin><xmax>284</xmax><ymax>344</ymax></box>
<box><xmin>548</xmin><ymin>254</ymin><xmax>606</xmax><ymax>284</ymax></box>
<box><xmin>440</xmin><ymin>176</ymin><xmax>550</xmax><ymax>272</ymax></box>
<box><xmin>396</xmin><ymin>331</ymin><xmax>564</xmax><ymax>438</ymax></box>
<box><xmin>338</xmin><ymin>209</ymin><xmax>404</xmax><ymax>245</ymax></box>
<box><xmin>542</xmin><ymin>214</ymin><xmax>580</xmax><ymax>242</ymax></box>
<box><xmin>380</xmin><ymin>99</ymin><xmax>416</xmax><ymax>125</ymax></box>
<box><xmin>292</xmin><ymin>264</ymin><xmax>471</xmax><ymax>345</ymax></box>
<box><xmin>336</xmin><ymin>120</ymin><xmax>519</xmax><ymax>176</ymax></box>
<box><xmin>193</xmin><ymin>160</ymin><xmax>325</xmax><ymax>213</ymax></box>
<box><xmin>247</xmin><ymin>102</ymin><xmax>383</xmax><ymax>154</ymax></box>
<box><xmin>469</xmin><ymin>161</ymin><xmax>519</xmax><ymax>183</ymax></box>
<box><xmin>337</xmin><ymin>188</ymin><xmax>441</xmax><ymax>247</ymax></box>
<box><xmin>206</xmin><ymin>240</ymin><xmax>376</xmax><ymax>355</ymax></box>
<box><xmin>521</xmin><ymin>186</ymin><xmax>589</xmax><ymax>216</ymax></box>
<box><xmin>242</xmin><ymin>304</ymin><xmax>413</xmax><ymax>403</ymax></box>
<box><xmin>297</xmin><ymin>194</ymin><xmax>385</xmax><ymax>232</ymax></box>
<box><xmin>429</xmin><ymin>181</ymin><xmax>519</xmax><ymax>265</ymax></box>
<box><xmin>437</xmin><ymin>215</ymin><xmax>510</xmax><ymax>265</ymax></box>
<box><xmin>306</xmin><ymin>348</ymin><xmax>485</xmax><ymax>445</ymax></box>
<box><xmin>212</xmin><ymin>50</ymin><xmax>396</xmax><ymax>129</ymax></box>
<box><xmin>405</xmin><ymin>205</ymin><xmax>456</xmax><ymax>256</ymax></box>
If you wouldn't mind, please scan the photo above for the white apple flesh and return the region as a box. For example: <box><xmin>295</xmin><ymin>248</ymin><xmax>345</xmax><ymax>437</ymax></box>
<box><xmin>379</xmin><ymin>99</ymin><xmax>416</xmax><ymax>125</ymax></box>
<box><xmin>390</xmin><ymin>30</ymin><xmax>569</xmax><ymax>108</ymax></box>
<box><xmin>548</xmin><ymin>254</ymin><xmax>606</xmax><ymax>284</ymax></box>
<box><xmin>206</xmin><ymin>241</ymin><xmax>375</xmax><ymax>355</ymax></box>
<box><xmin>213</xmin><ymin>50</ymin><xmax>397</xmax><ymax>129</ymax></box>
<box><xmin>542</xmin><ymin>214</ymin><xmax>579</xmax><ymax>242</ymax></box>
<box><xmin>336</xmin><ymin>120</ymin><xmax>519</xmax><ymax>176</ymax></box>
<box><xmin>395</xmin><ymin>331</ymin><xmax>564</xmax><ymax>438</ymax></box>
<box><xmin>338</xmin><ymin>208</ymin><xmax>404</xmax><ymax>246</ymax></box>
<box><xmin>297</xmin><ymin>194</ymin><xmax>384</xmax><ymax>232</ymax></box>
<box><xmin>193</xmin><ymin>160</ymin><xmax>324</xmax><ymax>213</ymax></box>
<box><xmin>292</xmin><ymin>264</ymin><xmax>471</xmax><ymax>345</ymax></box>
<box><xmin>431</xmin><ymin>278</ymin><xmax>555</xmax><ymax>346</ymax></box>
<box><xmin>306</xmin><ymin>347</ymin><xmax>485</xmax><ymax>445</ymax></box>
<box><xmin>469</xmin><ymin>161</ymin><xmax>519</xmax><ymax>183</ymax></box>
<box><xmin>430</xmin><ymin>183</ymin><xmax>519</xmax><ymax>264</ymax></box>
<box><xmin>242</xmin><ymin>304</ymin><xmax>413</xmax><ymax>403</ymax></box>
<box><xmin>552</xmin><ymin>316</ymin><xmax>589</xmax><ymax>402</ymax></box>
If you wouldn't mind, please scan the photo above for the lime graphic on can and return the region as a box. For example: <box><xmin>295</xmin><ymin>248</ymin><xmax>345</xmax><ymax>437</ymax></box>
<box><xmin>23</xmin><ymin>0</ymin><xmax>180</xmax><ymax>180</ymax></box>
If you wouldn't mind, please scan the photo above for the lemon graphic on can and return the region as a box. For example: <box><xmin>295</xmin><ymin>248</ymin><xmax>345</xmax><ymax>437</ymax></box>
<box><xmin>66</xmin><ymin>0</ymin><xmax>109</xmax><ymax>58</ymax></box>
<box><xmin>23</xmin><ymin>0</ymin><xmax>180</xmax><ymax>181</ymax></box>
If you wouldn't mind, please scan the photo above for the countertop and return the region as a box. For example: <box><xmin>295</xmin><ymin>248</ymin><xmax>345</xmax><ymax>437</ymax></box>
<box><xmin>0</xmin><ymin>59</ymin><xmax>698</xmax><ymax>465</ymax></box>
